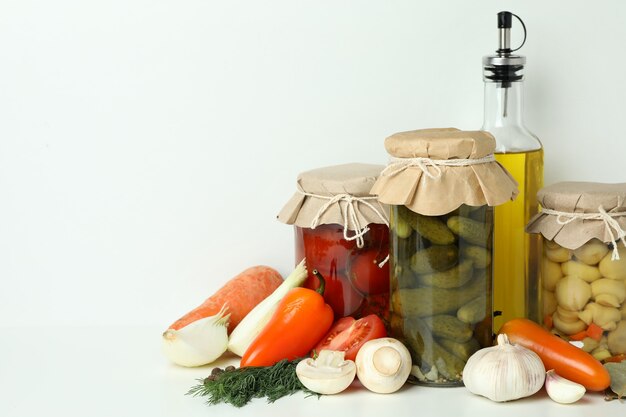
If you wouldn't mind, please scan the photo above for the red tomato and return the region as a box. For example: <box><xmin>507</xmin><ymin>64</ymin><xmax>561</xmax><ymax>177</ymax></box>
<box><xmin>313</xmin><ymin>314</ymin><xmax>387</xmax><ymax>361</ymax></box>
<box><xmin>365</xmin><ymin>223</ymin><xmax>390</xmax><ymax>249</ymax></box>
<box><xmin>355</xmin><ymin>293</ymin><xmax>390</xmax><ymax>323</ymax></box>
<box><xmin>349</xmin><ymin>249</ymin><xmax>390</xmax><ymax>295</ymax></box>
<box><xmin>298</xmin><ymin>225</ymin><xmax>355</xmax><ymax>276</ymax></box>
<box><xmin>306</xmin><ymin>270</ymin><xmax>364</xmax><ymax>318</ymax></box>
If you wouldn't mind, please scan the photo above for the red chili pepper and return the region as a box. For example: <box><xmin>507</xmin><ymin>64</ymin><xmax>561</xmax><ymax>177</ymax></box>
<box><xmin>240</xmin><ymin>270</ymin><xmax>334</xmax><ymax>367</ymax></box>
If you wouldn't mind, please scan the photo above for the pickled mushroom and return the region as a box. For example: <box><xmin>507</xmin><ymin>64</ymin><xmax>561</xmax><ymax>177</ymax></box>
<box><xmin>607</xmin><ymin>321</ymin><xmax>626</xmax><ymax>354</ymax></box>
<box><xmin>543</xmin><ymin>290</ymin><xmax>557</xmax><ymax>316</ymax></box>
<box><xmin>556</xmin><ymin>306</ymin><xmax>580</xmax><ymax>323</ymax></box>
<box><xmin>599</xmin><ymin>246</ymin><xmax>626</xmax><ymax>280</ymax></box>
<box><xmin>545</xmin><ymin>246</ymin><xmax>572</xmax><ymax>263</ymax></box>
<box><xmin>573</xmin><ymin>240</ymin><xmax>610</xmax><ymax>266</ymax></box>
<box><xmin>543</xmin><ymin>258</ymin><xmax>563</xmax><ymax>291</ymax></box>
<box><xmin>552</xmin><ymin>311</ymin><xmax>587</xmax><ymax>335</ymax></box>
<box><xmin>555</xmin><ymin>276</ymin><xmax>591</xmax><ymax>312</ymax></box>
<box><xmin>591</xmin><ymin>279</ymin><xmax>626</xmax><ymax>308</ymax></box>
<box><xmin>578</xmin><ymin>302</ymin><xmax>621</xmax><ymax>331</ymax></box>
<box><xmin>561</xmin><ymin>260</ymin><xmax>601</xmax><ymax>283</ymax></box>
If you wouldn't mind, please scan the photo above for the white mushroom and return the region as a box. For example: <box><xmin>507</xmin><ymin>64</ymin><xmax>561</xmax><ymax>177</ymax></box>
<box><xmin>608</xmin><ymin>320</ymin><xmax>626</xmax><ymax>354</ymax></box>
<box><xmin>581</xmin><ymin>337</ymin><xmax>600</xmax><ymax>353</ymax></box>
<box><xmin>552</xmin><ymin>311</ymin><xmax>586</xmax><ymax>335</ymax></box>
<box><xmin>355</xmin><ymin>338</ymin><xmax>411</xmax><ymax>394</ymax></box>
<box><xmin>555</xmin><ymin>276</ymin><xmax>591</xmax><ymax>312</ymax></box>
<box><xmin>543</xmin><ymin>290</ymin><xmax>557</xmax><ymax>316</ymax></box>
<box><xmin>591</xmin><ymin>279</ymin><xmax>626</xmax><ymax>308</ymax></box>
<box><xmin>599</xmin><ymin>246</ymin><xmax>626</xmax><ymax>280</ymax></box>
<box><xmin>545</xmin><ymin>246</ymin><xmax>572</xmax><ymax>263</ymax></box>
<box><xmin>543</xmin><ymin>258</ymin><xmax>563</xmax><ymax>291</ymax></box>
<box><xmin>296</xmin><ymin>350</ymin><xmax>356</xmax><ymax>395</ymax></box>
<box><xmin>556</xmin><ymin>306</ymin><xmax>580</xmax><ymax>323</ymax></box>
<box><xmin>578</xmin><ymin>302</ymin><xmax>621</xmax><ymax>331</ymax></box>
<box><xmin>544</xmin><ymin>239</ymin><xmax>561</xmax><ymax>250</ymax></box>
<box><xmin>573</xmin><ymin>239</ymin><xmax>610</xmax><ymax>266</ymax></box>
<box><xmin>561</xmin><ymin>260</ymin><xmax>601</xmax><ymax>283</ymax></box>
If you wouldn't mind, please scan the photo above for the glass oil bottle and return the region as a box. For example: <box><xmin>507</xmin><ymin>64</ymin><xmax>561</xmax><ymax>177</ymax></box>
<box><xmin>481</xmin><ymin>12</ymin><xmax>543</xmax><ymax>330</ymax></box>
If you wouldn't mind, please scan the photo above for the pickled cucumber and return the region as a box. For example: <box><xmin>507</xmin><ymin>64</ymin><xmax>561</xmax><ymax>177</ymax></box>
<box><xmin>410</xmin><ymin>245</ymin><xmax>458</xmax><ymax>274</ymax></box>
<box><xmin>447</xmin><ymin>216</ymin><xmax>492</xmax><ymax>247</ymax></box>
<box><xmin>417</xmin><ymin>259</ymin><xmax>473</xmax><ymax>289</ymax></box>
<box><xmin>394</xmin><ymin>264</ymin><xmax>420</xmax><ymax>291</ymax></box>
<box><xmin>394</xmin><ymin>216</ymin><xmax>413</xmax><ymax>239</ymax></box>
<box><xmin>410</xmin><ymin>214</ymin><xmax>456</xmax><ymax>245</ymax></box>
<box><xmin>456</xmin><ymin>296</ymin><xmax>487</xmax><ymax>324</ymax></box>
<box><xmin>439</xmin><ymin>338</ymin><xmax>480</xmax><ymax>362</ymax></box>
<box><xmin>461</xmin><ymin>245</ymin><xmax>492</xmax><ymax>269</ymax></box>
<box><xmin>391</xmin><ymin>315</ymin><xmax>466</xmax><ymax>379</ymax></box>
<box><xmin>391</xmin><ymin>276</ymin><xmax>486</xmax><ymax>317</ymax></box>
<box><xmin>393</xmin><ymin>228</ymin><xmax>422</xmax><ymax>260</ymax></box>
<box><xmin>424</xmin><ymin>314</ymin><xmax>473</xmax><ymax>343</ymax></box>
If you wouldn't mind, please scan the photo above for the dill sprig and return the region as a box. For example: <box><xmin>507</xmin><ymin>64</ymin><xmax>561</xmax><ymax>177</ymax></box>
<box><xmin>187</xmin><ymin>359</ymin><xmax>318</xmax><ymax>407</ymax></box>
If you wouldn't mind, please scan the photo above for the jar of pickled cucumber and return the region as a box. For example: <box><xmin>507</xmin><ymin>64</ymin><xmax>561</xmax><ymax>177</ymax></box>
<box><xmin>526</xmin><ymin>182</ymin><xmax>626</xmax><ymax>362</ymax></box>
<box><xmin>277</xmin><ymin>163</ymin><xmax>390</xmax><ymax>319</ymax></box>
<box><xmin>370</xmin><ymin>128</ymin><xmax>519</xmax><ymax>386</ymax></box>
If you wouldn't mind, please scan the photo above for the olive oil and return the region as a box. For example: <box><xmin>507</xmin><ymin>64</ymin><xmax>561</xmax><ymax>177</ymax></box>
<box><xmin>481</xmin><ymin>12</ymin><xmax>543</xmax><ymax>331</ymax></box>
<box><xmin>493</xmin><ymin>149</ymin><xmax>543</xmax><ymax>331</ymax></box>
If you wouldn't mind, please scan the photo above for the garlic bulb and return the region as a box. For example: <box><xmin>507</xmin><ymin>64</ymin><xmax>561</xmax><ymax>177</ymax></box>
<box><xmin>545</xmin><ymin>370</ymin><xmax>586</xmax><ymax>404</ymax></box>
<box><xmin>463</xmin><ymin>334</ymin><xmax>545</xmax><ymax>402</ymax></box>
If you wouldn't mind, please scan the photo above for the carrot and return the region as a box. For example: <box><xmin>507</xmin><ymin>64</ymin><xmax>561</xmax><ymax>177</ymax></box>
<box><xmin>604</xmin><ymin>354</ymin><xmax>626</xmax><ymax>363</ymax></box>
<box><xmin>586</xmin><ymin>323</ymin><xmax>603</xmax><ymax>341</ymax></box>
<box><xmin>168</xmin><ymin>265</ymin><xmax>283</xmax><ymax>333</ymax></box>
<box><xmin>568</xmin><ymin>330</ymin><xmax>588</xmax><ymax>341</ymax></box>
<box><xmin>543</xmin><ymin>314</ymin><xmax>553</xmax><ymax>330</ymax></box>
<box><xmin>500</xmin><ymin>318</ymin><xmax>611</xmax><ymax>392</ymax></box>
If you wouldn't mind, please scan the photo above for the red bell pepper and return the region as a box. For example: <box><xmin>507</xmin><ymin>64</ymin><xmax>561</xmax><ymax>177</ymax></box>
<box><xmin>240</xmin><ymin>270</ymin><xmax>334</xmax><ymax>367</ymax></box>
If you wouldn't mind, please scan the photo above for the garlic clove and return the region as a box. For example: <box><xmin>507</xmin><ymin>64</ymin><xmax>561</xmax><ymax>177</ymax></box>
<box><xmin>545</xmin><ymin>370</ymin><xmax>586</xmax><ymax>404</ymax></box>
<box><xmin>296</xmin><ymin>350</ymin><xmax>356</xmax><ymax>395</ymax></box>
<box><xmin>162</xmin><ymin>307</ymin><xmax>230</xmax><ymax>367</ymax></box>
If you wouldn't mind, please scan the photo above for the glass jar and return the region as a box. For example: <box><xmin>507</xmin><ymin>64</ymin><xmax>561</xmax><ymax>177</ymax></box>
<box><xmin>389</xmin><ymin>204</ymin><xmax>493</xmax><ymax>385</ymax></box>
<box><xmin>540</xmin><ymin>237</ymin><xmax>626</xmax><ymax>361</ymax></box>
<box><xmin>295</xmin><ymin>223</ymin><xmax>389</xmax><ymax>318</ymax></box>
<box><xmin>277</xmin><ymin>163</ymin><xmax>390</xmax><ymax>320</ymax></box>
<box><xmin>527</xmin><ymin>182</ymin><xmax>626</xmax><ymax>362</ymax></box>
<box><xmin>370</xmin><ymin>128</ymin><xmax>518</xmax><ymax>386</ymax></box>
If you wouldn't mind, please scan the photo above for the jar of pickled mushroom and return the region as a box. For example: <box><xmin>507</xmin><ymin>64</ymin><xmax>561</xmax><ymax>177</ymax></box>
<box><xmin>526</xmin><ymin>182</ymin><xmax>626</xmax><ymax>362</ymax></box>
<box><xmin>277</xmin><ymin>163</ymin><xmax>390</xmax><ymax>320</ymax></box>
<box><xmin>370</xmin><ymin>128</ymin><xmax>519</xmax><ymax>386</ymax></box>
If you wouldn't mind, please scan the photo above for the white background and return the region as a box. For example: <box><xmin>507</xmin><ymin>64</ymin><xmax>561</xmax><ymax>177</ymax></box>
<box><xmin>2</xmin><ymin>0</ymin><xmax>626</xmax><ymax>328</ymax></box>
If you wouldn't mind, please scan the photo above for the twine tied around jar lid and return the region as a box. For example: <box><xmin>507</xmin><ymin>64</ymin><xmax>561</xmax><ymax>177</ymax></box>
<box><xmin>277</xmin><ymin>163</ymin><xmax>390</xmax><ymax>266</ymax></box>
<box><xmin>296</xmin><ymin>186</ymin><xmax>390</xmax><ymax>266</ymax></box>
<box><xmin>380</xmin><ymin>154</ymin><xmax>497</xmax><ymax>179</ymax></box>
<box><xmin>541</xmin><ymin>206</ymin><xmax>626</xmax><ymax>261</ymax></box>
<box><xmin>370</xmin><ymin>129</ymin><xmax>518</xmax><ymax>216</ymax></box>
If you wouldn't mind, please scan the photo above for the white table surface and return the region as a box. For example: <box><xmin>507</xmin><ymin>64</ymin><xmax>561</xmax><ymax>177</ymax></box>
<box><xmin>1</xmin><ymin>326</ymin><xmax>624</xmax><ymax>417</ymax></box>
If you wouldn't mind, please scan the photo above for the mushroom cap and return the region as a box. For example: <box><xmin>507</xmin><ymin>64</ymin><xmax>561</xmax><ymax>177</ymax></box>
<box><xmin>355</xmin><ymin>338</ymin><xmax>411</xmax><ymax>394</ymax></box>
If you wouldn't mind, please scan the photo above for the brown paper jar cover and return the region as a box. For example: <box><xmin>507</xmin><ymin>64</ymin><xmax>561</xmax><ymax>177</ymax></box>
<box><xmin>370</xmin><ymin>128</ymin><xmax>519</xmax><ymax>216</ymax></box>
<box><xmin>277</xmin><ymin>163</ymin><xmax>388</xmax><ymax>229</ymax></box>
<box><xmin>526</xmin><ymin>182</ymin><xmax>626</xmax><ymax>250</ymax></box>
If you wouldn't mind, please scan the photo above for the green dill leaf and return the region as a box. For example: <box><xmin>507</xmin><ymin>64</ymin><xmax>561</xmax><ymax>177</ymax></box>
<box><xmin>186</xmin><ymin>359</ymin><xmax>318</xmax><ymax>407</ymax></box>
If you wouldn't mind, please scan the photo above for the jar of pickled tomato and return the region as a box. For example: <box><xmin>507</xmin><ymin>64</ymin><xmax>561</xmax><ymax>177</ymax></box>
<box><xmin>278</xmin><ymin>163</ymin><xmax>390</xmax><ymax>319</ymax></box>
